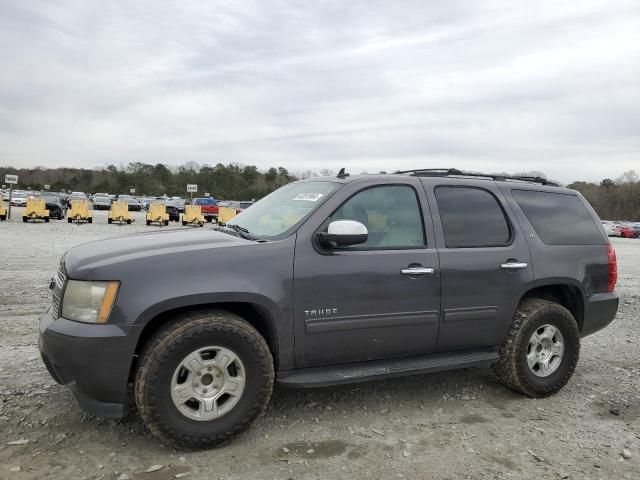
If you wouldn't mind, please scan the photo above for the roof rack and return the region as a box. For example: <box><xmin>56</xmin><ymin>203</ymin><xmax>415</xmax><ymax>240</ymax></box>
<box><xmin>393</xmin><ymin>168</ymin><xmax>559</xmax><ymax>186</ymax></box>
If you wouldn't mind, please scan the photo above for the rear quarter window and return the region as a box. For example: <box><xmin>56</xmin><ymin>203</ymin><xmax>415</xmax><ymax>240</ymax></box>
<box><xmin>512</xmin><ymin>189</ymin><xmax>604</xmax><ymax>245</ymax></box>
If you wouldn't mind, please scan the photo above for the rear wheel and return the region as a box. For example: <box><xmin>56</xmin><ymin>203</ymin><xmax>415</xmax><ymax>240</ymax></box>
<box><xmin>108</xmin><ymin>218</ymin><xmax>113</xmax><ymax>224</ymax></box>
<box><xmin>494</xmin><ymin>298</ymin><xmax>580</xmax><ymax>397</ymax></box>
<box><xmin>135</xmin><ymin>310</ymin><xmax>274</xmax><ymax>449</ymax></box>
<box><xmin>146</xmin><ymin>220</ymin><xmax>151</xmax><ymax>225</ymax></box>
<box><xmin>44</xmin><ymin>217</ymin><xmax>50</xmax><ymax>223</ymax></box>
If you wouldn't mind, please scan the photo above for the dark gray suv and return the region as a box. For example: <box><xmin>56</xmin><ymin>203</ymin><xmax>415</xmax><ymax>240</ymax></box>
<box><xmin>39</xmin><ymin>169</ymin><xmax>619</xmax><ymax>448</ymax></box>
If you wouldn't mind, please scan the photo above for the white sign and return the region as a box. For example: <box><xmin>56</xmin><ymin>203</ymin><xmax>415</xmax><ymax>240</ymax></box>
<box><xmin>187</xmin><ymin>184</ymin><xmax>198</xmax><ymax>193</ymax></box>
<box><xmin>293</xmin><ymin>193</ymin><xmax>324</xmax><ymax>202</ymax></box>
<box><xmin>4</xmin><ymin>174</ymin><xmax>18</xmax><ymax>185</ymax></box>
<box><xmin>204</xmin><ymin>192</ymin><xmax>210</xmax><ymax>197</ymax></box>
<box><xmin>44</xmin><ymin>184</ymin><xmax>50</xmax><ymax>190</ymax></box>
<box><xmin>130</xmin><ymin>188</ymin><xmax>136</xmax><ymax>194</ymax></box>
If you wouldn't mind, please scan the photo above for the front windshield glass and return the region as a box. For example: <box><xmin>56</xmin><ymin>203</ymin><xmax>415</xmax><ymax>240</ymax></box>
<box><xmin>227</xmin><ymin>181</ymin><xmax>340</xmax><ymax>238</ymax></box>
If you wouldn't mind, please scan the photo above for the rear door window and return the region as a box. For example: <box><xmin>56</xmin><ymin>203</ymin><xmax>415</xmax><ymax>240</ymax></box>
<box><xmin>435</xmin><ymin>186</ymin><xmax>511</xmax><ymax>248</ymax></box>
<box><xmin>512</xmin><ymin>189</ymin><xmax>604</xmax><ymax>245</ymax></box>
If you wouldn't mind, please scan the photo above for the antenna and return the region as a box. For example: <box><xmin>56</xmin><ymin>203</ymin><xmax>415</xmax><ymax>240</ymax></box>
<box><xmin>336</xmin><ymin>168</ymin><xmax>349</xmax><ymax>179</ymax></box>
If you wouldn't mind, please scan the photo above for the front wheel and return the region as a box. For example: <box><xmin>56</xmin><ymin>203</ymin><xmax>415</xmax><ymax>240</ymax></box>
<box><xmin>494</xmin><ymin>298</ymin><xmax>580</xmax><ymax>397</ymax></box>
<box><xmin>134</xmin><ymin>310</ymin><xmax>274</xmax><ymax>449</ymax></box>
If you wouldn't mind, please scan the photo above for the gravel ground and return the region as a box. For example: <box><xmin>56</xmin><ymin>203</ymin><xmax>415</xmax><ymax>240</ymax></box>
<box><xmin>0</xmin><ymin>209</ymin><xmax>638</xmax><ymax>480</ymax></box>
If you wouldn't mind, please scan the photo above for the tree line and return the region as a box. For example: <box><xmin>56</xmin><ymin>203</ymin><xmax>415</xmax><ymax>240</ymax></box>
<box><xmin>568</xmin><ymin>170</ymin><xmax>640</xmax><ymax>221</ymax></box>
<box><xmin>0</xmin><ymin>162</ymin><xmax>295</xmax><ymax>201</ymax></box>
<box><xmin>1</xmin><ymin>163</ymin><xmax>639</xmax><ymax>220</ymax></box>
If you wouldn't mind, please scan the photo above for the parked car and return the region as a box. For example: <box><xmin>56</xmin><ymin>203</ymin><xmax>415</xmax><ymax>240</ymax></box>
<box><xmin>165</xmin><ymin>198</ymin><xmax>186</xmax><ymax>221</ymax></box>
<box><xmin>39</xmin><ymin>169</ymin><xmax>619</xmax><ymax>449</ymax></box>
<box><xmin>601</xmin><ymin>221</ymin><xmax>620</xmax><ymax>237</ymax></box>
<box><xmin>117</xmin><ymin>195</ymin><xmax>142</xmax><ymax>211</ymax></box>
<box><xmin>10</xmin><ymin>192</ymin><xmax>28</xmax><ymax>206</ymax></box>
<box><xmin>223</xmin><ymin>200</ymin><xmax>253</xmax><ymax>213</ymax></box>
<box><xmin>92</xmin><ymin>195</ymin><xmax>112</xmax><ymax>210</ymax></box>
<box><xmin>38</xmin><ymin>193</ymin><xmax>67</xmax><ymax>220</ymax></box>
<box><xmin>192</xmin><ymin>197</ymin><xmax>219</xmax><ymax>222</ymax></box>
<box><xmin>615</xmin><ymin>224</ymin><xmax>636</xmax><ymax>238</ymax></box>
<box><xmin>140</xmin><ymin>197</ymin><xmax>156</xmax><ymax>210</ymax></box>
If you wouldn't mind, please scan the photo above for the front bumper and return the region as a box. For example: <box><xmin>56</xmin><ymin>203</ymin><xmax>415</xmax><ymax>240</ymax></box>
<box><xmin>581</xmin><ymin>292</ymin><xmax>619</xmax><ymax>337</ymax></box>
<box><xmin>39</xmin><ymin>307</ymin><xmax>139</xmax><ymax>418</ymax></box>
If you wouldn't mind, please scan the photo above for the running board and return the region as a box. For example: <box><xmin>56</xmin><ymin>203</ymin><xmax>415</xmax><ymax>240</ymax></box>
<box><xmin>277</xmin><ymin>348</ymin><xmax>499</xmax><ymax>388</ymax></box>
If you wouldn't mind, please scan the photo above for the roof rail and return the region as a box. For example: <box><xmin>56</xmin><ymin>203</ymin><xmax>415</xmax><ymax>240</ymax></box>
<box><xmin>393</xmin><ymin>168</ymin><xmax>559</xmax><ymax>186</ymax></box>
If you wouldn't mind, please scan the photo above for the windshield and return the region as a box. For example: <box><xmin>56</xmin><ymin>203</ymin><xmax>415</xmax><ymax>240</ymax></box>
<box><xmin>227</xmin><ymin>181</ymin><xmax>340</xmax><ymax>238</ymax></box>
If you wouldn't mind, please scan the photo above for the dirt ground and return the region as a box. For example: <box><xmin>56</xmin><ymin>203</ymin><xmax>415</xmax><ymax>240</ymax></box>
<box><xmin>0</xmin><ymin>208</ymin><xmax>638</xmax><ymax>480</ymax></box>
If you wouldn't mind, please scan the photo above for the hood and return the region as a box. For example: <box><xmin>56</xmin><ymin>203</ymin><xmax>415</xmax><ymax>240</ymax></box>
<box><xmin>65</xmin><ymin>228</ymin><xmax>251</xmax><ymax>277</ymax></box>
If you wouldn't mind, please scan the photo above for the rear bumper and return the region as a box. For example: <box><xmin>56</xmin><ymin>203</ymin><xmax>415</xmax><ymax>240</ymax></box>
<box><xmin>39</xmin><ymin>308</ymin><xmax>139</xmax><ymax>418</ymax></box>
<box><xmin>581</xmin><ymin>292</ymin><xmax>619</xmax><ymax>337</ymax></box>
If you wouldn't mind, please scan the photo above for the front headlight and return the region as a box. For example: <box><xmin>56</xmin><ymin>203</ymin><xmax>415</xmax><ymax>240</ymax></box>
<box><xmin>62</xmin><ymin>280</ymin><xmax>119</xmax><ymax>324</ymax></box>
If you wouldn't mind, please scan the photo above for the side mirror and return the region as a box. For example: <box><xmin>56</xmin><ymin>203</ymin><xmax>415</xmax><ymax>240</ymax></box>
<box><xmin>317</xmin><ymin>220</ymin><xmax>368</xmax><ymax>248</ymax></box>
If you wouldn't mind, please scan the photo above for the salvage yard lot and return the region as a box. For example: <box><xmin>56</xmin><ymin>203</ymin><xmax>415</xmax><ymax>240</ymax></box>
<box><xmin>1</xmin><ymin>209</ymin><xmax>638</xmax><ymax>479</ymax></box>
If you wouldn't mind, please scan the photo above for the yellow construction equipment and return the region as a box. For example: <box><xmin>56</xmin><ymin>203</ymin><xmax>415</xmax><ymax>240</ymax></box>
<box><xmin>108</xmin><ymin>200</ymin><xmax>132</xmax><ymax>224</ymax></box>
<box><xmin>68</xmin><ymin>199</ymin><xmax>93</xmax><ymax>223</ymax></box>
<box><xmin>217</xmin><ymin>206</ymin><xmax>238</xmax><ymax>225</ymax></box>
<box><xmin>22</xmin><ymin>197</ymin><xmax>49</xmax><ymax>223</ymax></box>
<box><xmin>146</xmin><ymin>202</ymin><xmax>169</xmax><ymax>226</ymax></box>
<box><xmin>0</xmin><ymin>198</ymin><xmax>6</xmax><ymax>221</ymax></box>
<box><xmin>181</xmin><ymin>205</ymin><xmax>205</xmax><ymax>227</ymax></box>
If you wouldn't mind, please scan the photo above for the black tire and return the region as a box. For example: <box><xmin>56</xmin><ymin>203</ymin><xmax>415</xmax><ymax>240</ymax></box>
<box><xmin>68</xmin><ymin>218</ymin><xmax>72</xmax><ymax>223</ymax></box>
<box><xmin>0</xmin><ymin>214</ymin><xmax>5</xmax><ymax>221</ymax></box>
<box><xmin>88</xmin><ymin>218</ymin><xmax>92</xmax><ymax>224</ymax></box>
<box><xmin>134</xmin><ymin>310</ymin><xmax>274</xmax><ymax>449</ymax></box>
<box><xmin>494</xmin><ymin>298</ymin><xmax>580</xmax><ymax>398</ymax></box>
<box><xmin>44</xmin><ymin>217</ymin><xmax>50</xmax><ymax>223</ymax></box>
<box><xmin>126</xmin><ymin>219</ymin><xmax>132</xmax><ymax>224</ymax></box>
<box><xmin>22</xmin><ymin>217</ymin><xmax>27</xmax><ymax>223</ymax></box>
<box><xmin>182</xmin><ymin>221</ymin><xmax>187</xmax><ymax>226</ymax></box>
<box><xmin>108</xmin><ymin>218</ymin><xmax>112</xmax><ymax>224</ymax></box>
<box><xmin>146</xmin><ymin>220</ymin><xmax>151</xmax><ymax>225</ymax></box>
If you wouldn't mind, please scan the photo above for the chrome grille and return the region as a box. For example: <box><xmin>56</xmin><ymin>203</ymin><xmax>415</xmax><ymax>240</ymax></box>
<box><xmin>51</xmin><ymin>267</ymin><xmax>66</xmax><ymax>318</ymax></box>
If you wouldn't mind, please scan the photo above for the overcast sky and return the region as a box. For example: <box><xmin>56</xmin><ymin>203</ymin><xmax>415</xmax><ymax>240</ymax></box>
<box><xmin>0</xmin><ymin>0</ymin><xmax>638</xmax><ymax>183</ymax></box>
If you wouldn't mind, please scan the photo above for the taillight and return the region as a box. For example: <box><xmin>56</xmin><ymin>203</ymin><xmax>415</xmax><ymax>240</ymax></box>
<box><xmin>607</xmin><ymin>243</ymin><xmax>617</xmax><ymax>293</ymax></box>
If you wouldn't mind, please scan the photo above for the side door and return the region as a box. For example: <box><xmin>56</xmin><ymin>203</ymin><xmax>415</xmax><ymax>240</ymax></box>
<box><xmin>423</xmin><ymin>179</ymin><xmax>534</xmax><ymax>351</ymax></box>
<box><xmin>293</xmin><ymin>179</ymin><xmax>441</xmax><ymax>368</ymax></box>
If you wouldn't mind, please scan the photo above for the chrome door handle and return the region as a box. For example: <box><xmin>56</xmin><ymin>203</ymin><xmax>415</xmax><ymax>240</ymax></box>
<box><xmin>401</xmin><ymin>267</ymin><xmax>434</xmax><ymax>275</ymax></box>
<box><xmin>501</xmin><ymin>262</ymin><xmax>528</xmax><ymax>270</ymax></box>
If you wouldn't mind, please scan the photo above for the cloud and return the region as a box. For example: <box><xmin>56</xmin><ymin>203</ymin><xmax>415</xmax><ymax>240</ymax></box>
<box><xmin>0</xmin><ymin>0</ymin><xmax>638</xmax><ymax>183</ymax></box>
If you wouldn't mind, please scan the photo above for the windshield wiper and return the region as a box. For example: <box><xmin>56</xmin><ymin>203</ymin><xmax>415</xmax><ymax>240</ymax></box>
<box><xmin>222</xmin><ymin>223</ymin><xmax>256</xmax><ymax>240</ymax></box>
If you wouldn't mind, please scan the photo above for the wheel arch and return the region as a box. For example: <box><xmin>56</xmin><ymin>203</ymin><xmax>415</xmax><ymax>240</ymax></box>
<box><xmin>130</xmin><ymin>301</ymin><xmax>281</xmax><ymax>381</ymax></box>
<box><xmin>518</xmin><ymin>283</ymin><xmax>585</xmax><ymax>331</ymax></box>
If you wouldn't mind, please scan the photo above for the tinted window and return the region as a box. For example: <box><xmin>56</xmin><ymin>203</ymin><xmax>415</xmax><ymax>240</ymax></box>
<box><xmin>435</xmin><ymin>186</ymin><xmax>510</xmax><ymax>248</ymax></box>
<box><xmin>331</xmin><ymin>185</ymin><xmax>425</xmax><ymax>248</ymax></box>
<box><xmin>512</xmin><ymin>190</ymin><xmax>604</xmax><ymax>245</ymax></box>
